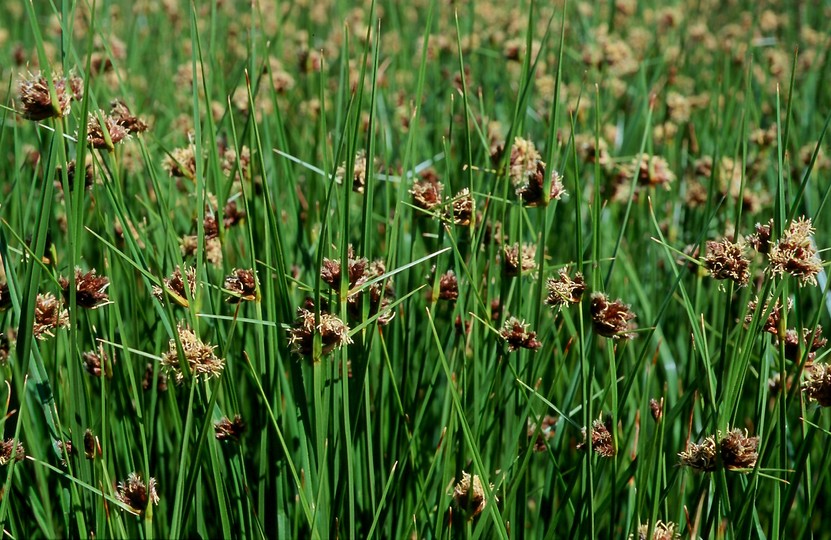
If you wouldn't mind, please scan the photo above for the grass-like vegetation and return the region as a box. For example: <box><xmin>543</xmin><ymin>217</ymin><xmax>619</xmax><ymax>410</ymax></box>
<box><xmin>1</xmin><ymin>0</ymin><xmax>831</xmax><ymax>538</ymax></box>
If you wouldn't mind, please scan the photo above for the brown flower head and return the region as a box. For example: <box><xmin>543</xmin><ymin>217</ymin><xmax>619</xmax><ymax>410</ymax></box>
<box><xmin>214</xmin><ymin>415</ymin><xmax>246</xmax><ymax>442</ymax></box>
<box><xmin>33</xmin><ymin>293</ymin><xmax>69</xmax><ymax>340</ymax></box>
<box><xmin>162</xmin><ymin>145</ymin><xmax>198</xmax><ymax>179</ymax></box>
<box><xmin>748</xmin><ymin>219</ymin><xmax>774</xmax><ymax>254</ymax></box>
<box><xmin>335</xmin><ymin>150</ymin><xmax>373</xmax><ymax>194</ymax></box>
<box><xmin>438</xmin><ymin>270</ymin><xmax>459</xmax><ymax>301</ymax></box>
<box><xmin>803</xmin><ymin>362</ymin><xmax>831</xmax><ymax>406</ymax></box>
<box><xmin>719</xmin><ymin>428</ymin><xmax>759</xmax><ymax>470</ymax></box>
<box><xmin>161</xmin><ymin>324</ymin><xmax>225</xmax><ymax>383</ymax></box>
<box><xmin>109</xmin><ymin>99</ymin><xmax>148</xmax><ymax>134</ymax></box>
<box><xmin>574</xmin><ymin>133</ymin><xmax>611</xmax><ymax>168</ymax></box>
<box><xmin>56</xmin><ymin>159</ymin><xmax>94</xmax><ymax>192</ymax></box>
<box><xmin>578</xmin><ymin>414</ymin><xmax>616</xmax><ymax>457</ymax></box>
<box><xmin>509</xmin><ymin>137</ymin><xmax>543</xmax><ymax>187</ymax></box>
<box><xmin>500</xmin><ymin>317</ymin><xmax>542</xmax><ymax>352</ymax></box>
<box><xmin>545</xmin><ymin>268</ymin><xmax>586</xmax><ymax>308</ymax></box>
<box><xmin>0</xmin><ymin>331</ymin><xmax>13</xmax><ymax>365</ymax></box>
<box><xmin>744</xmin><ymin>295</ymin><xmax>790</xmax><ymax>335</ymax></box>
<box><xmin>649</xmin><ymin>398</ymin><xmax>664</xmax><ymax>422</ymax></box>
<box><xmin>0</xmin><ymin>439</ymin><xmax>25</xmax><ymax>465</ymax></box>
<box><xmin>678</xmin><ymin>435</ymin><xmax>718</xmax><ymax>472</ymax></box>
<box><xmin>224</xmin><ymin>268</ymin><xmax>258</xmax><ymax>303</ymax></box>
<box><xmin>59</xmin><ymin>268</ymin><xmax>109</xmax><ymax>309</ymax></box>
<box><xmin>142</xmin><ymin>362</ymin><xmax>168</xmax><ymax>393</ymax></box>
<box><xmin>0</xmin><ymin>283</ymin><xmax>11</xmax><ymax>311</ymax></box>
<box><xmin>18</xmin><ymin>72</ymin><xmax>80</xmax><ymax>120</ymax></box>
<box><xmin>634</xmin><ymin>521</ymin><xmax>680</xmax><ymax>540</ymax></box>
<box><xmin>782</xmin><ymin>326</ymin><xmax>826</xmax><ymax>362</ymax></box>
<box><xmin>768</xmin><ymin>217</ymin><xmax>822</xmax><ymax>286</ymax></box>
<box><xmin>448</xmin><ymin>188</ymin><xmax>475</xmax><ymax>226</ymax></box>
<box><xmin>704</xmin><ymin>239</ymin><xmax>750</xmax><ymax>286</ymax></box>
<box><xmin>82</xmin><ymin>345</ymin><xmax>111</xmax><ymax>378</ymax></box>
<box><xmin>288</xmin><ymin>308</ymin><xmax>352</xmax><ymax>358</ymax></box>
<box><xmin>87</xmin><ymin>112</ymin><xmax>129</xmax><ymax>150</ymax></box>
<box><xmin>320</xmin><ymin>246</ymin><xmax>368</xmax><ymax>290</ymax></box>
<box><xmin>527</xmin><ymin>415</ymin><xmax>557</xmax><ymax>452</ymax></box>
<box><xmin>116</xmin><ymin>472</ymin><xmax>159</xmax><ymax>513</ymax></box>
<box><xmin>590</xmin><ymin>292</ymin><xmax>637</xmax><ymax>339</ymax></box>
<box><xmin>410</xmin><ymin>177</ymin><xmax>444</xmax><ymax>211</ymax></box>
<box><xmin>502</xmin><ymin>243</ymin><xmax>537</xmax><ymax>277</ymax></box>
<box><xmin>152</xmin><ymin>266</ymin><xmax>197</xmax><ymax>307</ymax></box>
<box><xmin>452</xmin><ymin>471</ymin><xmax>496</xmax><ymax>521</ymax></box>
<box><xmin>223</xmin><ymin>199</ymin><xmax>246</xmax><ymax>228</ymax></box>
<box><xmin>83</xmin><ymin>429</ymin><xmax>100</xmax><ymax>460</ymax></box>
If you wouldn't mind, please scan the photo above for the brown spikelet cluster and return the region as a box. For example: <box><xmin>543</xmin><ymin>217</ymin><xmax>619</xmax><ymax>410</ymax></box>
<box><xmin>142</xmin><ymin>363</ymin><xmax>168</xmax><ymax>393</ymax></box>
<box><xmin>18</xmin><ymin>72</ymin><xmax>81</xmax><ymax>120</ymax></box>
<box><xmin>452</xmin><ymin>471</ymin><xmax>496</xmax><ymax>521</ymax></box>
<box><xmin>499</xmin><ymin>317</ymin><xmax>542</xmax><ymax>352</ymax></box>
<box><xmin>803</xmin><ymin>362</ymin><xmax>831</xmax><ymax>406</ymax></box>
<box><xmin>320</xmin><ymin>247</ymin><xmax>395</xmax><ymax>324</ymax></box>
<box><xmin>768</xmin><ymin>217</ymin><xmax>822</xmax><ymax>286</ymax></box>
<box><xmin>0</xmin><ymin>439</ymin><xmax>25</xmax><ymax>466</ymax></box>
<box><xmin>744</xmin><ymin>295</ymin><xmax>790</xmax><ymax>334</ymax></box>
<box><xmin>59</xmin><ymin>268</ymin><xmax>110</xmax><ymax>309</ymax></box>
<box><xmin>590</xmin><ymin>292</ymin><xmax>637</xmax><ymax>339</ymax></box>
<box><xmin>633</xmin><ymin>521</ymin><xmax>680</xmax><ymax>540</ymax></box>
<box><xmin>448</xmin><ymin>188</ymin><xmax>475</xmax><ymax>226</ymax></box>
<box><xmin>0</xmin><ymin>283</ymin><xmax>12</xmax><ymax>311</ymax></box>
<box><xmin>438</xmin><ymin>270</ymin><xmax>459</xmax><ymax>301</ymax></box>
<box><xmin>578</xmin><ymin>414</ymin><xmax>616</xmax><ymax>457</ymax></box>
<box><xmin>82</xmin><ymin>345</ymin><xmax>112</xmax><ymax>378</ymax></box>
<box><xmin>109</xmin><ymin>99</ymin><xmax>148</xmax><ymax>134</ymax></box>
<box><xmin>33</xmin><ymin>293</ymin><xmax>69</xmax><ymax>340</ymax></box>
<box><xmin>410</xmin><ymin>175</ymin><xmax>444</xmax><ymax>211</ymax></box>
<box><xmin>574</xmin><ymin>133</ymin><xmax>611</xmax><ymax>168</ymax></box>
<box><xmin>545</xmin><ymin>268</ymin><xmax>586</xmax><ymax>308</ymax></box>
<box><xmin>288</xmin><ymin>307</ymin><xmax>352</xmax><ymax>358</ymax></box>
<box><xmin>116</xmin><ymin>472</ymin><xmax>159</xmax><ymax>513</ymax></box>
<box><xmin>781</xmin><ymin>326</ymin><xmax>826</xmax><ymax>362</ymax></box>
<box><xmin>502</xmin><ymin>243</ymin><xmax>536</xmax><ymax>277</ymax></box>
<box><xmin>153</xmin><ymin>266</ymin><xmax>197</xmax><ymax>307</ymax></box>
<box><xmin>83</xmin><ymin>430</ymin><xmax>99</xmax><ymax>460</ymax></box>
<box><xmin>748</xmin><ymin>219</ymin><xmax>774</xmax><ymax>254</ymax></box>
<box><xmin>162</xmin><ymin>145</ymin><xmax>198</xmax><ymax>179</ymax></box>
<box><xmin>86</xmin><ymin>112</ymin><xmax>130</xmax><ymax>150</ymax></box>
<box><xmin>506</xmin><ymin>137</ymin><xmax>565</xmax><ymax>206</ymax></box>
<box><xmin>649</xmin><ymin>398</ymin><xmax>664</xmax><ymax>422</ymax></box>
<box><xmin>161</xmin><ymin>324</ymin><xmax>225</xmax><ymax>383</ymax></box>
<box><xmin>223</xmin><ymin>268</ymin><xmax>258</xmax><ymax>303</ymax></box>
<box><xmin>704</xmin><ymin>239</ymin><xmax>750</xmax><ymax>286</ymax></box>
<box><xmin>679</xmin><ymin>429</ymin><xmax>758</xmax><ymax>472</ymax></box>
<box><xmin>335</xmin><ymin>150</ymin><xmax>374</xmax><ymax>193</ymax></box>
<box><xmin>56</xmin><ymin>159</ymin><xmax>94</xmax><ymax>192</ymax></box>
<box><xmin>214</xmin><ymin>415</ymin><xmax>246</xmax><ymax>442</ymax></box>
<box><xmin>527</xmin><ymin>415</ymin><xmax>557</xmax><ymax>452</ymax></box>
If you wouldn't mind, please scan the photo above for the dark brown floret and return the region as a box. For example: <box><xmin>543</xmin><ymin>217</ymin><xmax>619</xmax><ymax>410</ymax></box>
<box><xmin>0</xmin><ymin>283</ymin><xmax>10</xmax><ymax>311</ymax></box>
<box><xmin>590</xmin><ymin>292</ymin><xmax>637</xmax><ymax>339</ymax></box>
<box><xmin>448</xmin><ymin>188</ymin><xmax>475</xmax><ymax>226</ymax></box>
<box><xmin>545</xmin><ymin>268</ymin><xmax>586</xmax><ymax>307</ymax></box>
<box><xmin>83</xmin><ymin>429</ymin><xmax>99</xmax><ymax>459</ymax></box>
<box><xmin>109</xmin><ymin>99</ymin><xmax>148</xmax><ymax>134</ymax></box>
<box><xmin>781</xmin><ymin>326</ymin><xmax>826</xmax><ymax>362</ymax></box>
<box><xmin>649</xmin><ymin>398</ymin><xmax>664</xmax><ymax>422</ymax></box>
<box><xmin>56</xmin><ymin>159</ymin><xmax>94</xmax><ymax>192</ymax></box>
<box><xmin>578</xmin><ymin>415</ymin><xmax>616</xmax><ymax>457</ymax></box>
<box><xmin>222</xmin><ymin>199</ymin><xmax>245</xmax><ymax>228</ymax></box>
<box><xmin>116</xmin><ymin>472</ymin><xmax>159</xmax><ymax>513</ymax></box>
<box><xmin>704</xmin><ymin>239</ymin><xmax>750</xmax><ymax>286</ymax></box>
<box><xmin>768</xmin><ymin>217</ymin><xmax>822</xmax><ymax>286</ymax></box>
<box><xmin>744</xmin><ymin>296</ymin><xmax>789</xmax><ymax>335</ymax></box>
<box><xmin>678</xmin><ymin>435</ymin><xmax>717</xmax><ymax>472</ymax></box>
<box><xmin>224</xmin><ymin>268</ymin><xmax>258</xmax><ymax>303</ymax></box>
<box><xmin>502</xmin><ymin>243</ymin><xmax>536</xmax><ymax>277</ymax></box>
<box><xmin>142</xmin><ymin>362</ymin><xmax>168</xmax><ymax>393</ymax></box>
<box><xmin>527</xmin><ymin>415</ymin><xmax>557</xmax><ymax>452</ymax></box>
<box><xmin>452</xmin><ymin>471</ymin><xmax>495</xmax><ymax>521</ymax></box>
<box><xmin>18</xmin><ymin>72</ymin><xmax>78</xmax><ymax>120</ymax></box>
<box><xmin>438</xmin><ymin>270</ymin><xmax>459</xmax><ymax>301</ymax></box>
<box><xmin>410</xmin><ymin>178</ymin><xmax>444</xmax><ymax>211</ymax></box>
<box><xmin>33</xmin><ymin>293</ymin><xmax>69</xmax><ymax>340</ymax></box>
<box><xmin>161</xmin><ymin>324</ymin><xmax>225</xmax><ymax>384</ymax></box>
<box><xmin>86</xmin><ymin>112</ymin><xmax>129</xmax><ymax>149</ymax></box>
<box><xmin>719</xmin><ymin>429</ymin><xmax>759</xmax><ymax>470</ymax></box>
<box><xmin>214</xmin><ymin>415</ymin><xmax>246</xmax><ymax>442</ymax></box>
<box><xmin>152</xmin><ymin>266</ymin><xmax>197</xmax><ymax>307</ymax></box>
<box><xmin>0</xmin><ymin>439</ymin><xmax>25</xmax><ymax>465</ymax></box>
<box><xmin>0</xmin><ymin>331</ymin><xmax>12</xmax><ymax>365</ymax></box>
<box><xmin>500</xmin><ymin>317</ymin><xmax>542</xmax><ymax>352</ymax></box>
<box><xmin>59</xmin><ymin>268</ymin><xmax>109</xmax><ymax>309</ymax></box>
<box><xmin>288</xmin><ymin>308</ymin><xmax>352</xmax><ymax>358</ymax></box>
<box><xmin>162</xmin><ymin>146</ymin><xmax>198</xmax><ymax>179</ymax></box>
<box><xmin>748</xmin><ymin>219</ymin><xmax>774</xmax><ymax>254</ymax></box>
<box><xmin>82</xmin><ymin>345</ymin><xmax>111</xmax><ymax>378</ymax></box>
<box><xmin>335</xmin><ymin>150</ymin><xmax>372</xmax><ymax>194</ymax></box>
<box><xmin>803</xmin><ymin>362</ymin><xmax>831</xmax><ymax>406</ymax></box>
<box><xmin>320</xmin><ymin>246</ymin><xmax>368</xmax><ymax>290</ymax></box>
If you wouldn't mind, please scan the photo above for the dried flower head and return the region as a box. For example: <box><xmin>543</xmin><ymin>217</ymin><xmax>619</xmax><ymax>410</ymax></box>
<box><xmin>142</xmin><ymin>362</ymin><xmax>168</xmax><ymax>393</ymax></box>
<box><xmin>704</xmin><ymin>239</ymin><xmax>750</xmax><ymax>286</ymax></box>
<box><xmin>748</xmin><ymin>219</ymin><xmax>774</xmax><ymax>254</ymax></box>
<box><xmin>502</xmin><ymin>243</ymin><xmax>537</xmax><ymax>277</ymax></box>
<box><xmin>161</xmin><ymin>324</ymin><xmax>225</xmax><ymax>383</ymax></box>
<box><xmin>162</xmin><ymin>145</ymin><xmax>198</xmax><ymax>179</ymax></box>
<box><xmin>782</xmin><ymin>326</ymin><xmax>827</xmax><ymax>362</ymax></box>
<box><xmin>574</xmin><ymin>133</ymin><xmax>611</xmax><ymax>168</ymax></box>
<box><xmin>545</xmin><ymin>268</ymin><xmax>586</xmax><ymax>308</ymax></box>
<box><xmin>634</xmin><ymin>154</ymin><xmax>675</xmax><ymax>189</ymax></box>
<box><xmin>33</xmin><ymin>293</ymin><xmax>69</xmax><ymax>340</ymax></box>
<box><xmin>649</xmin><ymin>398</ymin><xmax>664</xmax><ymax>422</ymax></box>
<box><xmin>500</xmin><ymin>317</ymin><xmax>542</xmax><ymax>352</ymax></box>
<box><xmin>86</xmin><ymin>112</ymin><xmax>130</xmax><ymax>150</ymax></box>
<box><xmin>152</xmin><ymin>266</ymin><xmax>197</xmax><ymax>307</ymax></box>
<box><xmin>590</xmin><ymin>292</ymin><xmax>637</xmax><ymax>339</ymax></box>
<box><xmin>18</xmin><ymin>72</ymin><xmax>80</xmax><ymax>120</ymax></box>
<box><xmin>82</xmin><ymin>345</ymin><xmax>110</xmax><ymax>378</ymax></box>
<box><xmin>452</xmin><ymin>471</ymin><xmax>495</xmax><ymax>521</ymax></box>
<box><xmin>83</xmin><ymin>429</ymin><xmax>100</xmax><ymax>460</ymax></box>
<box><xmin>109</xmin><ymin>99</ymin><xmax>148</xmax><ymax>134</ymax></box>
<box><xmin>578</xmin><ymin>414</ymin><xmax>616</xmax><ymax>457</ymax></box>
<box><xmin>223</xmin><ymin>199</ymin><xmax>246</xmax><ymax>228</ymax></box>
<box><xmin>719</xmin><ymin>428</ymin><xmax>759</xmax><ymax>470</ymax></box>
<box><xmin>803</xmin><ymin>362</ymin><xmax>831</xmax><ymax>406</ymax></box>
<box><xmin>509</xmin><ymin>137</ymin><xmax>543</xmax><ymax>187</ymax></box>
<box><xmin>116</xmin><ymin>472</ymin><xmax>159</xmax><ymax>513</ymax></box>
<box><xmin>744</xmin><ymin>295</ymin><xmax>790</xmax><ymax>335</ymax></box>
<box><xmin>527</xmin><ymin>415</ymin><xmax>557</xmax><ymax>452</ymax></box>
<box><xmin>0</xmin><ymin>439</ymin><xmax>25</xmax><ymax>466</ymax></box>
<box><xmin>410</xmin><ymin>177</ymin><xmax>444</xmax><ymax>211</ymax></box>
<box><xmin>0</xmin><ymin>283</ymin><xmax>11</xmax><ymax>311</ymax></box>
<box><xmin>448</xmin><ymin>188</ymin><xmax>475</xmax><ymax>226</ymax></box>
<box><xmin>678</xmin><ymin>435</ymin><xmax>718</xmax><ymax>472</ymax></box>
<box><xmin>288</xmin><ymin>308</ymin><xmax>352</xmax><ymax>358</ymax></box>
<box><xmin>59</xmin><ymin>268</ymin><xmax>109</xmax><ymax>309</ymax></box>
<box><xmin>320</xmin><ymin>246</ymin><xmax>368</xmax><ymax>290</ymax></box>
<box><xmin>768</xmin><ymin>217</ymin><xmax>822</xmax><ymax>286</ymax></box>
<box><xmin>224</xmin><ymin>268</ymin><xmax>258</xmax><ymax>303</ymax></box>
<box><xmin>214</xmin><ymin>415</ymin><xmax>246</xmax><ymax>442</ymax></box>
<box><xmin>56</xmin><ymin>159</ymin><xmax>94</xmax><ymax>192</ymax></box>
<box><xmin>335</xmin><ymin>150</ymin><xmax>373</xmax><ymax>193</ymax></box>
<box><xmin>634</xmin><ymin>521</ymin><xmax>680</xmax><ymax>540</ymax></box>
<box><xmin>438</xmin><ymin>270</ymin><xmax>459</xmax><ymax>301</ymax></box>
